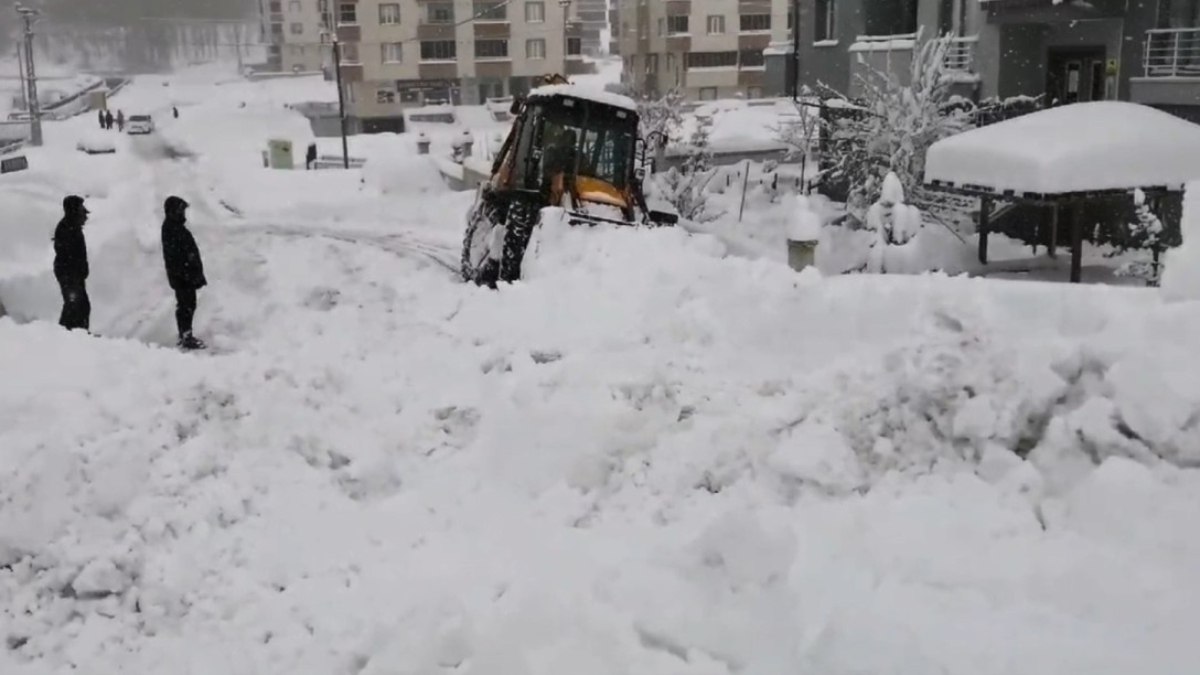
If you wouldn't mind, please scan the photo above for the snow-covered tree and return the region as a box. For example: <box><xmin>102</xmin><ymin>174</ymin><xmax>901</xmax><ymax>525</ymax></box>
<box><xmin>633</xmin><ymin>88</ymin><xmax>685</xmax><ymax>169</ymax></box>
<box><xmin>654</xmin><ymin>122</ymin><xmax>721</xmax><ymax>223</ymax></box>
<box><xmin>771</xmin><ymin>87</ymin><xmax>823</xmax><ymax>193</ymax></box>
<box><xmin>823</xmin><ymin>32</ymin><xmax>975</xmax><ymax>217</ymax></box>
<box><xmin>1115</xmin><ymin>189</ymin><xmax>1168</xmax><ymax>286</ymax></box>
<box><xmin>865</xmin><ymin>172</ymin><xmax>925</xmax><ymax>274</ymax></box>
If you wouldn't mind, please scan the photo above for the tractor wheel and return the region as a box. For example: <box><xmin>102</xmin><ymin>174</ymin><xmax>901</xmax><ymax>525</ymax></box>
<box><xmin>498</xmin><ymin>200</ymin><xmax>539</xmax><ymax>284</ymax></box>
<box><xmin>461</xmin><ymin>196</ymin><xmax>505</xmax><ymax>287</ymax></box>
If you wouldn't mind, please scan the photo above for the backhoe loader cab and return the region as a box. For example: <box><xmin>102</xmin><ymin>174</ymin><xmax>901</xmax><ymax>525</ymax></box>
<box><xmin>461</xmin><ymin>80</ymin><xmax>677</xmax><ymax>287</ymax></box>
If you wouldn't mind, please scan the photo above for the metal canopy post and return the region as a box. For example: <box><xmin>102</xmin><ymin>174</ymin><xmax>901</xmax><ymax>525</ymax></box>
<box><xmin>1048</xmin><ymin>204</ymin><xmax>1059</xmax><ymax>259</ymax></box>
<box><xmin>1070</xmin><ymin>201</ymin><xmax>1083</xmax><ymax>283</ymax></box>
<box><xmin>977</xmin><ymin>196</ymin><xmax>991</xmax><ymax>265</ymax></box>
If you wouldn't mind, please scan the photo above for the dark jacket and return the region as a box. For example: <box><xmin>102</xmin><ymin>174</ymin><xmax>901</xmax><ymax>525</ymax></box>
<box><xmin>162</xmin><ymin>216</ymin><xmax>206</xmax><ymax>290</ymax></box>
<box><xmin>53</xmin><ymin>217</ymin><xmax>88</xmax><ymax>281</ymax></box>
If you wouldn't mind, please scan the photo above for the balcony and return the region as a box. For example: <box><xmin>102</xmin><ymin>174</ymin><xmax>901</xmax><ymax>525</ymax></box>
<box><xmin>1131</xmin><ymin>28</ymin><xmax>1200</xmax><ymax>107</ymax></box>
<box><xmin>1143</xmin><ymin>28</ymin><xmax>1200</xmax><ymax>77</ymax></box>
<box><xmin>943</xmin><ymin>36</ymin><xmax>977</xmax><ymax>75</ymax></box>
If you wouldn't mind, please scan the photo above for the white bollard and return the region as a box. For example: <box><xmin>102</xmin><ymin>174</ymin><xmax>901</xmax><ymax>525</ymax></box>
<box><xmin>786</xmin><ymin>194</ymin><xmax>822</xmax><ymax>272</ymax></box>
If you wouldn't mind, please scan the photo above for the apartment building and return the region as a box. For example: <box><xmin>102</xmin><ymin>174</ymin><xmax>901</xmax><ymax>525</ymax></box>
<box><xmin>575</xmin><ymin>0</ymin><xmax>609</xmax><ymax>55</ymax></box>
<box><xmin>260</xmin><ymin>0</ymin><xmax>331</xmax><ymax>73</ymax></box>
<box><xmin>614</xmin><ymin>0</ymin><xmax>794</xmax><ymax>101</ymax></box>
<box><xmin>334</xmin><ymin>0</ymin><xmax>590</xmax><ymax>132</ymax></box>
<box><xmin>768</xmin><ymin>0</ymin><xmax>1200</xmax><ymax>123</ymax></box>
<box><xmin>608</xmin><ymin>0</ymin><xmax>620</xmax><ymax>54</ymax></box>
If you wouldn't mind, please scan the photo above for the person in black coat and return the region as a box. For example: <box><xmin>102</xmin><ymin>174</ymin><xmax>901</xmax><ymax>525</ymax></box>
<box><xmin>160</xmin><ymin>196</ymin><xmax>207</xmax><ymax>350</ymax></box>
<box><xmin>53</xmin><ymin>195</ymin><xmax>91</xmax><ymax>331</ymax></box>
<box><xmin>104</xmin><ymin>110</ymin><xmax>113</xmax><ymax>130</ymax></box>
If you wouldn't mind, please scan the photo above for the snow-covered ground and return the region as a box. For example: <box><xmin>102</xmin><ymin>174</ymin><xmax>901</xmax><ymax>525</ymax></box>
<box><xmin>2</xmin><ymin>66</ymin><xmax>1200</xmax><ymax>675</ymax></box>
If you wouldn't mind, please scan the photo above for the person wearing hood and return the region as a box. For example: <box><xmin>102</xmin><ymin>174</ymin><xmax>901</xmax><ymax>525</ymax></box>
<box><xmin>53</xmin><ymin>195</ymin><xmax>91</xmax><ymax>331</ymax></box>
<box><xmin>160</xmin><ymin>196</ymin><xmax>207</xmax><ymax>350</ymax></box>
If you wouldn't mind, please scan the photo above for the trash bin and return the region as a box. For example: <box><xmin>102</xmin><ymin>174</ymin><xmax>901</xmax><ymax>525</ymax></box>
<box><xmin>787</xmin><ymin>238</ymin><xmax>818</xmax><ymax>272</ymax></box>
<box><xmin>417</xmin><ymin>132</ymin><xmax>431</xmax><ymax>155</ymax></box>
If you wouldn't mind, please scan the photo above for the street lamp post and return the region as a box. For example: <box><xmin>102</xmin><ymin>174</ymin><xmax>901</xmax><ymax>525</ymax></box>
<box><xmin>559</xmin><ymin>0</ymin><xmax>572</xmax><ymax>77</ymax></box>
<box><xmin>329</xmin><ymin>28</ymin><xmax>350</xmax><ymax>169</ymax></box>
<box><xmin>15</xmin><ymin>3</ymin><xmax>43</xmax><ymax>147</ymax></box>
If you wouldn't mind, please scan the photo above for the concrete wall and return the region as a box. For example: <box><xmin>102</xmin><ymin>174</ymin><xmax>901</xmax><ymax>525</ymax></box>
<box><xmin>996</xmin><ymin>24</ymin><xmax>1046</xmax><ymax>100</ymax></box>
<box><xmin>797</xmin><ymin>0</ymin><xmax>863</xmax><ymax>95</ymax></box>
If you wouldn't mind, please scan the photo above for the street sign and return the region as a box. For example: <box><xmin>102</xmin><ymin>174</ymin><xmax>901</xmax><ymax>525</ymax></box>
<box><xmin>0</xmin><ymin>155</ymin><xmax>28</xmax><ymax>174</ymax></box>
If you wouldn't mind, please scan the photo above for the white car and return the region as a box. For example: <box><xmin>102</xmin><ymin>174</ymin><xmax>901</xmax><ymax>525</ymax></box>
<box><xmin>126</xmin><ymin>114</ymin><xmax>154</xmax><ymax>135</ymax></box>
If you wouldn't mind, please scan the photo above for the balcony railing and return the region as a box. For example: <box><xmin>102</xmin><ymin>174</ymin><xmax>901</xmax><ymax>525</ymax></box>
<box><xmin>1144</xmin><ymin>28</ymin><xmax>1200</xmax><ymax>77</ymax></box>
<box><xmin>943</xmin><ymin>35</ymin><xmax>977</xmax><ymax>73</ymax></box>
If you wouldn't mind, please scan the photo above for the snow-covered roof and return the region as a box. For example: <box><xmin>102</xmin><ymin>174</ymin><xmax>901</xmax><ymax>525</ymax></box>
<box><xmin>924</xmin><ymin>101</ymin><xmax>1200</xmax><ymax>195</ymax></box>
<box><xmin>527</xmin><ymin>83</ymin><xmax>637</xmax><ymax>112</ymax></box>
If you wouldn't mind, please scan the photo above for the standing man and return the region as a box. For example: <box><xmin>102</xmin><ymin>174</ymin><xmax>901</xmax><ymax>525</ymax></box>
<box><xmin>104</xmin><ymin>110</ymin><xmax>113</xmax><ymax>130</ymax></box>
<box><xmin>53</xmin><ymin>195</ymin><xmax>91</xmax><ymax>332</ymax></box>
<box><xmin>160</xmin><ymin>196</ymin><xmax>207</xmax><ymax>350</ymax></box>
<box><xmin>97</xmin><ymin>109</ymin><xmax>105</xmax><ymax>129</ymax></box>
<box><xmin>116</xmin><ymin>110</ymin><xmax>125</xmax><ymax>132</ymax></box>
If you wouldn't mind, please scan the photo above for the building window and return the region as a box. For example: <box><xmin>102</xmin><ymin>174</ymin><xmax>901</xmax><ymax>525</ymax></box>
<box><xmin>379</xmin><ymin>3</ymin><xmax>400</xmax><ymax>24</ymax></box>
<box><xmin>815</xmin><ymin>0</ymin><xmax>835</xmax><ymax>41</ymax></box>
<box><xmin>567</xmin><ymin>37</ymin><xmax>582</xmax><ymax>55</ymax></box>
<box><xmin>377</xmin><ymin>89</ymin><xmax>397</xmax><ymax>104</ymax></box>
<box><xmin>739</xmin><ymin>49</ymin><xmax>765</xmax><ymax>68</ymax></box>
<box><xmin>740</xmin><ymin>14</ymin><xmax>770</xmax><ymax>32</ymax></box>
<box><xmin>699</xmin><ymin>87</ymin><xmax>718</xmax><ymax>100</ymax></box>
<box><xmin>666</xmin><ymin>15</ymin><xmax>688</xmax><ymax>35</ymax></box>
<box><xmin>318</xmin><ymin>0</ymin><xmax>328</xmax><ymax>13</ymax></box>
<box><xmin>686</xmin><ymin>51</ymin><xmax>738</xmax><ymax>69</ymax></box>
<box><xmin>341</xmin><ymin>42</ymin><xmax>360</xmax><ymax>63</ymax></box>
<box><xmin>475</xmin><ymin>39</ymin><xmax>509</xmax><ymax>58</ymax></box>
<box><xmin>288</xmin><ymin>0</ymin><xmax>302</xmax><ymax>12</ymax></box>
<box><xmin>426</xmin><ymin>2</ymin><xmax>455</xmax><ymax>23</ymax></box>
<box><xmin>526</xmin><ymin>38</ymin><xmax>546</xmax><ymax>59</ymax></box>
<box><xmin>290</xmin><ymin>22</ymin><xmax>304</xmax><ymax>35</ymax></box>
<box><xmin>474</xmin><ymin>1</ymin><xmax>507</xmax><ymax>21</ymax></box>
<box><xmin>338</xmin><ymin>2</ymin><xmax>357</xmax><ymax>24</ymax></box>
<box><xmin>381</xmin><ymin>42</ymin><xmax>403</xmax><ymax>62</ymax></box>
<box><xmin>526</xmin><ymin>1</ymin><xmax>545</xmax><ymax>23</ymax></box>
<box><xmin>707</xmin><ymin>15</ymin><xmax>725</xmax><ymax>35</ymax></box>
<box><xmin>343</xmin><ymin>82</ymin><xmax>356</xmax><ymax>103</ymax></box>
<box><xmin>420</xmin><ymin>40</ymin><xmax>457</xmax><ymax>60</ymax></box>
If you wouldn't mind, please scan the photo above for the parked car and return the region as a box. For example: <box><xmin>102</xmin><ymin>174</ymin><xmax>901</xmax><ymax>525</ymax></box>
<box><xmin>76</xmin><ymin>129</ymin><xmax>116</xmax><ymax>154</ymax></box>
<box><xmin>126</xmin><ymin>114</ymin><xmax>154</xmax><ymax>135</ymax></box>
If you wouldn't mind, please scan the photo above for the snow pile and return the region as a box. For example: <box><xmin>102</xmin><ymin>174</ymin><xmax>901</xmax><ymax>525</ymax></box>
<box><xmin>785</xmin><ymin>193</ymin><xmax>821</xmax><ymax>241</ymax></box>
<box><xmin>1162</xmin><ymin>180</ymin><xmax>1200</xmax><ymax>301</ymax></box>
<box><xmin>925</xmin><ymin>101</ymin><xmax>1200</xmax><ymax>194</ymax></box>
<box><xmin>3</xmin><ymin>62</ymin><xmax>1200</xmax><ymax>675</ymax></box>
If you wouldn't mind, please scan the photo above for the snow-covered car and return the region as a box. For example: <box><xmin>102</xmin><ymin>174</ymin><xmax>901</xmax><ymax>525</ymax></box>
<box><xmin>126</xmin><ymin>115</ymin><xmax>155</xmax><ymax>135</ymax></box>
<box><xmin>75</xmin><ymin>130</ymin><xmax>116</xmax><ymax>154</ymax></box>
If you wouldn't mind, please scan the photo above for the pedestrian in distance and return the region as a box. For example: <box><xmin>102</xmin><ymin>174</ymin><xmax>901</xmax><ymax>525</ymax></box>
<box><xmin>116</xmin><ymin>110</ymin><xmax>125</xmax><ymax>132</ymax></box>
<box><xmin>53</xmin><ymin>195</ymin><xmax>91</xmax><ymax>332</ymax></box>
<box><xmin>173</xmin><ymin>106</ymin><xmax>179</xmax><ymax>119</ymax></box>
<box><xmin>104</xmin><ymin>110</ymin><xmax>113</xmax><ymax>130</ymax></box>
<box><xmin>160</xmin><ymin>196</ymin><xmax>207</xmax><ymax>351</ymax></box>
<box><xmin>306</xmin><ymin>142</ymin><xmax>317</xmax><ymax>170</ymax></box>
<box><xmin>97</xmin><ymin>109</ymin><xmax>105</xmax><ymax>129</ymax></box>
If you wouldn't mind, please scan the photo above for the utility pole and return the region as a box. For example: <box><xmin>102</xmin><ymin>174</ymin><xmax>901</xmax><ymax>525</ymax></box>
<box><xmin>16</xmin><ymin>3</ymin><xmax>43</xmax><ymax>147</ymax></box>
<box><xmin>559</xmin><ymin>0</ymin><xmax>572</xmax><ymax>77</ymax></box>
<box><xmin>791</xmin><ymin>0</ymin><xmax>800</xmax><ymax>102</ymax></box>
<box><xmin>15</xmin><ymin>43</ymin><xmax>27</xmax><ymax>113</ymax></box>
<box><xmin>330</xmin><ymin>30</ymin><xmax>350</xmax><ymax>169</ymax></box>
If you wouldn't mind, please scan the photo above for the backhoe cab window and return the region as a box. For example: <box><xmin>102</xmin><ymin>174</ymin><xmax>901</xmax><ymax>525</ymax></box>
<box><xmin>535</xmin><ymin>97</ymin><xmax>636</xmax><ymax>191</ymax></box>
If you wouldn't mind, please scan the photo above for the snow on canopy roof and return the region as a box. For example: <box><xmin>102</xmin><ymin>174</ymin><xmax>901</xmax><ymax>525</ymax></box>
<box><xmin>527</xmin><ymin>84</ymin><xmax>638</xmax><ymax>113</ymax></box>
<box><xmin>924</xmin><ymin>101</ymin><xmax>1200</xmax><ymax>196</ymax></box>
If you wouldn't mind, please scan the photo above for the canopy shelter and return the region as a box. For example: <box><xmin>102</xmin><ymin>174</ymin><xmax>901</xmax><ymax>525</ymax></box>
<box><xmin>923</xmin><ymin>101</ymin><xmax>1200</xmax><ymax>282</ymax></box>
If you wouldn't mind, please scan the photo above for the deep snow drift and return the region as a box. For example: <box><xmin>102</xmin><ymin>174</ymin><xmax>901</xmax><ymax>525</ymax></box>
<box><xmin>2</xmin><ymin>66</ymin><xmax>1200</xmax><ymax>675</ymax></box>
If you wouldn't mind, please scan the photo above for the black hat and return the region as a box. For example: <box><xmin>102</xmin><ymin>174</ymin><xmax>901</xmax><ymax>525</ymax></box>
<box><xmin>63</xmin><ymin>195</ymin><xmax>89</xmax><ymax>214</ymax></box>
<box><xmin>164</xmin><ymin>195</ymin><xmax>189</xmax><ymax>212</ymax></box>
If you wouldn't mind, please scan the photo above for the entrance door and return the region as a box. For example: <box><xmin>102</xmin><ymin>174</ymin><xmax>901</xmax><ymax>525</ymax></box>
<box><xmin>1046</xmin><ymin>47</ymin><xmax>1106</xmax><ymax>106</ymax></box>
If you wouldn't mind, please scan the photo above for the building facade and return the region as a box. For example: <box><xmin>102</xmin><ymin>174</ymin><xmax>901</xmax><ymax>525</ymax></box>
<box><xmin>575</xmin><ymin>0</ymin><xmax>609</xmax><ymax>55</ymax></box>
<box><xmin>767</xmin><ymin>0</ymin><xmax>1200</xmax><ymax>122</ymax></box>
<box><xmin>334</xmin><ymin>0</ymin><xmax>591</xmax><ymax>132</ymax></box>
<box><xmin>260</xmin><ymin>0</ymin><xmax>331</xmax><ymax>73</ymax></box>
<box><xmin>614</xmin><ymin>0</ymin><xmax>794</xmax><ymax>100</ymax></box>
